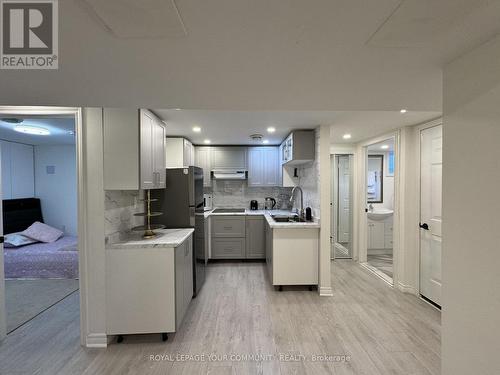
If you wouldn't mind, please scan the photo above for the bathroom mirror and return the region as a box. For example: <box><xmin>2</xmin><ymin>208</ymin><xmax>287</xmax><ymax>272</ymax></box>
<box><xmin>367</xmin><ymin>155</ymin><xmax>383</xmax><ymax>203</ymax></box>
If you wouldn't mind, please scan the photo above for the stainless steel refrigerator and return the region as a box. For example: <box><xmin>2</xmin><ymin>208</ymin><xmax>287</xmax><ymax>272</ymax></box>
<box><xmin>151</xmin><ymin>166</ymin><xmax>206</xmax><ymax>297</ymax></box>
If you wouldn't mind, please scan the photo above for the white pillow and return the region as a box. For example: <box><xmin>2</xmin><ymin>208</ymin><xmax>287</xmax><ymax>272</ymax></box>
<box><xmin>22</xmin><ymin>221</ymin><xmax>64</xmax><ymax>243</ymax></box>
<box><xmin>4</xmin><ymin>232</ymin><xmax>38</xmax><ymax>248</ymax></box>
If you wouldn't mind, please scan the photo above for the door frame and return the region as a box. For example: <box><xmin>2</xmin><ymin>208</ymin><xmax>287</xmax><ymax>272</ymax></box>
<box><xmin>0</xmin><ymin>106</ymin><xmax>88</xmax><ymax>344</ymax></box>
<box><xmin>357</xmin><ymin>130</ymin><xmax>401</xmax><ymax>286</ymax></box>
<box><xmin>416</xmin><ymin>119</ymin><xmax>443</xmax><ymax>299</ymax></box>
<box><xmin>330</xmin><ymin>153</ymin><xmax>354</xmax><ymax>260</ymax></box>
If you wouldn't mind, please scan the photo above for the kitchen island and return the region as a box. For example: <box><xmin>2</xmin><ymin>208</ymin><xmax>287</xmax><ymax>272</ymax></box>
<box><xmin>105</xmin><ymin>228</ymin><xmax>194</xmax><ymax>342</ymax></box>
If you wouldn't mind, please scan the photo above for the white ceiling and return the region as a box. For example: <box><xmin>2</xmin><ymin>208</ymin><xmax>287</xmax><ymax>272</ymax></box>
<box><xmin>329</xmin><ymin>111</ymin><xmax>440</xmax><ymax>144</ymax></box>
<box><xmin>154</xmin><ymin>109</ymin><xmax>440</xmax><ymax>145</ymax></box>
<box><xmin>0</xmin><ymin>117</ymin><xmax>76</xmax><ymax>145</ymax></box>
<box><xmin>1</xmin><ymin>1</ymin><xmax>499</xmax><ymax>111</ymax></box>
<box><xmin>368</xmin><ymin>137</ymin><xmax>395</xmax><ymax>153</ymax></box>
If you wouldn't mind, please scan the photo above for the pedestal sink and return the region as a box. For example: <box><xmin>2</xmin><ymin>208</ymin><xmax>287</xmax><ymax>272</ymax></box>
<box><xmin>367</xmin><ymin>208</ymin><xmax>393</xmax><ymax>221</ymax></box>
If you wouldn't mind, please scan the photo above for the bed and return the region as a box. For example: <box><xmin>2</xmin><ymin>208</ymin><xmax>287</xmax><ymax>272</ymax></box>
<box><xmin>2</xmin><ymin>198</ymin><xmax>79</xmax><ymax>280</ymax></box>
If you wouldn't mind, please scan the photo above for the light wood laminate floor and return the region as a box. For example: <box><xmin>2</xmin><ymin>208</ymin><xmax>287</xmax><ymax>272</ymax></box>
<box><xmin>0</xmin><ymin>261</ymin><xmax>440</xmax><ymax>375</ymax></box>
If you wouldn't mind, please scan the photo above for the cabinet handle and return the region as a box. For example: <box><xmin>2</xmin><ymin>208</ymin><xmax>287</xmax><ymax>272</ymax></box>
<box><xmin>224</xmin><ymin>226</ymin><xmax>232</xmax><ymax>229</ymax></box>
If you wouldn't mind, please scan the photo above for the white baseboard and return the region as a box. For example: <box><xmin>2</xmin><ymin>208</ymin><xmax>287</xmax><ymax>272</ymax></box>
<box><xmin>396</xmin><ymin>282</ymin><xmax>418</xmax><ymax>296</ymax></box>
<box><xmin>86</xmin><ymin>333</ymin><xmax>108</xmax><ymax>348</ymax></box>
<box><xmin>319</xmin><ymin>286</ymin><xmax>333</xmax><ymax>297</ymax></box>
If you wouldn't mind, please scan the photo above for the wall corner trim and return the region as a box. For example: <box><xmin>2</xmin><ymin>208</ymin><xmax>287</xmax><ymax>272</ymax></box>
<box><xmin>85</xmin><ymin>333</ymin><xmax>107</xmax><ymax>348</ymax></box>
<box><xmin>397</xmin><ymin>282</ymin><xmax>418</xmax><ymax>296</ymax></box>
<box><xmin>319</xmin><ymin>286</ymin><xmax>334</xmax><ymax>297</ymax></box>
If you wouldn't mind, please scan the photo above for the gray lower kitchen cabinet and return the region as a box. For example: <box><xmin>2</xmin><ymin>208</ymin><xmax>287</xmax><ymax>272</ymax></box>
<box><xmin>212</xmin><ymin>238</ymin><xmax>246</xmax><ymax>259</ymax></box>
<box><xmin>211</xmin><ymin>215</ymin><xmax>246</xmax><ymax>259</ymax></box>
<box><xmin>211</xmin><ymin>216</ymin><xmax>246</xmax><ymax>237</ymax></box>
<box><xmin>246</xmin><ymin>216</ymin><xmax>266</xmax><ymax>258</ymax></box>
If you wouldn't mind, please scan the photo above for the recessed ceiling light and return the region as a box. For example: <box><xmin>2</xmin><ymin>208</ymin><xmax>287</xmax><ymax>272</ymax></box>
<box><xmin>263</xmin><ymin>140</ymin><xmax>269</xmax><ymax>144</ymax></box>
<box><xmin>267</xmin><ymin>127</ymin><xmax>276</xmax><ymax>133</ymax></box>
<box><xmin>192</xmin><ymin>126</ymin><xmax>201</xmax><ymax>132</ymax></box>
<box><xmin>381</xmin><ymin>145</ymin><xmax>389</xmax><ymax>150</ymax></box>
<box><xmin>400</xmin><ymin>109</ymin><xmax>407</xmax><ymax>113</ymax></box>
<box><xmin>173</xmin><ymin>108</ymin><xmax>182</xmax><ymax>111</ymax></box>
<box><xmin>14</xmin><ymin>125</ymin><xmax>50</xmax><ymax>135</ymax></box>
<box><xmin>204</xmin><ymin>139</ymin><xmax>211</xmax><ymax>144</ymax></box>
<box><xmin>343</xmin><ymin>134</ymin><xmax>352</xmax><ymax>140</ymax></box>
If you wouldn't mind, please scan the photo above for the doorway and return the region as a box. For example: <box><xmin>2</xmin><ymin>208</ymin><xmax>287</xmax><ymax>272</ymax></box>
<box><xmin>365</xmin><ymin>138</ymin><xmax>395</xmax><ymax>281</ymax></box>
<box><xmin>419</xmin><ymin>124</ymin><xmax>442</xmax><ymax>307</ymax></box>
<box><xmin>0</xmin><ymin>107</ymin><xmax>83</xmax><ymax>342</ymax></box>
<box><xmin>331</xmin><ymin>154</ymin><xmax>353</xmax><ymax>259</ymax></box>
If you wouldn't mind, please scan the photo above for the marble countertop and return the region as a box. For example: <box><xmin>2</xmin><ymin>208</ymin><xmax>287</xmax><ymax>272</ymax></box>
<box><xmin>107</xmin><ymin>228</ymin><xmax>194</xmax><ymax>249</ymax></box>
<box><xmin>204</xmin><ymin>208</ymin><xmax>320</xmax><ymax>228</ymax></box>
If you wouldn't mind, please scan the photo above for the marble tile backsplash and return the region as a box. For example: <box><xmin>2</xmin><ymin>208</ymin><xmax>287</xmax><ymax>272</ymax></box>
<box><xmin>205</xmin><ymin>180</ymin><xmax>293</xmax><ymax>210</ymax></box>
<box><xmin>104</xmin><ymin>190</ymin><xmax>143</xmax><ymax>244</ymax></box>
<box><xmin>297</xmin><ymin>127</ymin><xmax>320</xmax><ymax>218</ymax></box>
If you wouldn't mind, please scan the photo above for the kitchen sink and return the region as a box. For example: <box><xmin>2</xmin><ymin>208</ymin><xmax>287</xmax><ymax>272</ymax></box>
<box><xmin>212</xmin><ymin>208</ymin><xmax>246</xmax><ymax>213</ymax></box>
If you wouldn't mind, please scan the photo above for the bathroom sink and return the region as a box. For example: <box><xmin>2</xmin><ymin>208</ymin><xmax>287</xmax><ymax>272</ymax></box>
<box><xmin>367</xmin><ymin>208</ymin><xmax>393</xmax><ymax>221</ymax></box>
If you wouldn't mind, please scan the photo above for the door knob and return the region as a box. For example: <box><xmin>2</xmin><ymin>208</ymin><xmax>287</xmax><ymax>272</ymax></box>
<box><xmin>419</xmin><ymin>223</ymin><xmax>429</xmax><ymax>230</ymax></box>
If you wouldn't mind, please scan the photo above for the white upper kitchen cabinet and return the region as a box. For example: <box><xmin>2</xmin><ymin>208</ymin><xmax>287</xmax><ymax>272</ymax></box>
<box><xmin>211</xmin><ymin>147</ymin><xmax>247</xmax><ymax>170</ymax></box>
<box><xmin>195</xmin><ymin>146</ymin><xmax>212</xmax><ymax>187</ymax></box>
<box><xmin>104</xmin><ymin>108</ymin><xmax>166</xmax><ymax>190</ymax></box>
<box><xmin>280</xmin><ymin>130</ymin><xmax>315</xmax><ymax>165</ymax></box>
<box><xmin>248</xmin><ymin>147</ymin><xmax>279</xmax><ymax>187</ymax></box>
<box><xmin>165</xmin><ymin>138</ymin><xmax>194</xmax><ymax>168</ymax></box>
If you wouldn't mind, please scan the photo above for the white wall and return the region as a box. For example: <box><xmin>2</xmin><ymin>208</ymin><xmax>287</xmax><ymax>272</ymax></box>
<box><xmin>442</xmin><ymin>35</ymin><xmax>500</xmax><ymax>375</ymax></box>
<box><xmin>34</xmin><ymin>145</ymin><xmax>77</xmax><ymax>235</ymax></box>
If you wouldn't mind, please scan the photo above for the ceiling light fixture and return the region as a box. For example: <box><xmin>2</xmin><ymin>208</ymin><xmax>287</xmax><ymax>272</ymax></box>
<box><xmin>14</xmin><ymin>125</ymin><xmax>50</xmax><ymax>136</ymax></box>
<box><xmin>400</xmin><ymin>109</ymin><xmax>407</xmax><ymax>113</ymax></box>
<box><xmin>381</xmin><ymin>145</ymin><xmax>389</xmax><ymax>150</ymax></box>
<box><xmin>343</xmin><ymin>134</ymin><xmax>352</xmax><ymax>140</ymax></box>
<box><xmin>192</xmin><ymin>126</ymin><xmax>201</xmax><ymax>132</ymax></box>
<box><xmin>173</xmin><ymin>108</ymin><xmax>182</xmax><ymax>111</ymax></box>
<box><xmin>204</xmin><ymin>139</ymin><xmax>211</xmax><ymax>144</ymax></box>
<box><xmin>263</xmin><ymin>140</ymin><xmax>269</xmax><ymax>144</ymax></box>
<box><xmin>267</xmin><ymin>127</ymin><xmax>276</xmax><ymax>133</ymax></box>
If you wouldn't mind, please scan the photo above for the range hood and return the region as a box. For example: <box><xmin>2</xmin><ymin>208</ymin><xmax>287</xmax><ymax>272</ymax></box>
<box><xmin>211</xmin><ymin>170</ymin><xmax>247</xmax><ymax>180</ymax></box>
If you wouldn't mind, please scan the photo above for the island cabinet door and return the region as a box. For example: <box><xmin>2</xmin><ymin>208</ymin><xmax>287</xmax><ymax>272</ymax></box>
<box><xmin>175</xmin><ymin>241</ymin><xmax>186</xmax><ymax>330</ymax></box>
<box><xmin>265</xmin><ymin>221</ymin><xmax>273</xmax><ymax>283</ymax></box>
<box><xmin>246</xmin><ymin>216</ymin><xmax>265</xmax><ymax>258</ymax></box>
<box><xmin>175</xmin><ymin>236</ymin><xmax>194</xmax><ymax>330</ymax></box>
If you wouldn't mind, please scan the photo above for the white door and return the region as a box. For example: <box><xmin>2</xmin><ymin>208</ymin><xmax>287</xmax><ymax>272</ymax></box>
<box><xmin>420</xmin><ymin>125</ymin><xmax>443</xmax><ymax>306</ymax></box>
<box><xmin>337</xmin><ymin>155</ymin><xmax>351</xmax><ymax>243</ymax></box>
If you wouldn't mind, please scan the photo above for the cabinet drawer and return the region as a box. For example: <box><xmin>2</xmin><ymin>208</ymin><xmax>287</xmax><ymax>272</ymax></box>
<box><xmin>211</xmin><ymin>216</ymin><xmax>246</xmax><ymax>237</ymax></box>
<box><xmin>212</xmin><ymin>238</ymin><xmax>245</xmax><ymax>259</ymax></box>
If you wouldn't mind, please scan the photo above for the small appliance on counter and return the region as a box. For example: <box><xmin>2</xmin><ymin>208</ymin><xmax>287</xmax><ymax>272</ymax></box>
<box><xmin>250</xmin><ymin>200</ymin><xmax>258</xmax><ymax>210</ymax></box>
<box><xmin>264</xmin><ymin>197</ymin><xmax>276</xmax><ymax>210</ymax></box>
<box><xmin>305</xmin><ymin>207</ymin><xmax>312</xmax><ymax>221</ymax></box>
<box><xmin>203</xmin><ymin>194</ymin><xmax>213</xmax><ymax>211</ymax></box>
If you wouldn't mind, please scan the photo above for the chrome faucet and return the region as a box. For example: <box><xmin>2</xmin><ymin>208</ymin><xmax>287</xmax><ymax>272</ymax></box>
<box><xmin>369</xmin><ymin>203</ymin><xmax>374</xmax><ymax>212</ymax></box>
<box><xmin>290</xmin><ymin>186</ymin><xmax>304</xmax><ymax>219</ymax></box>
